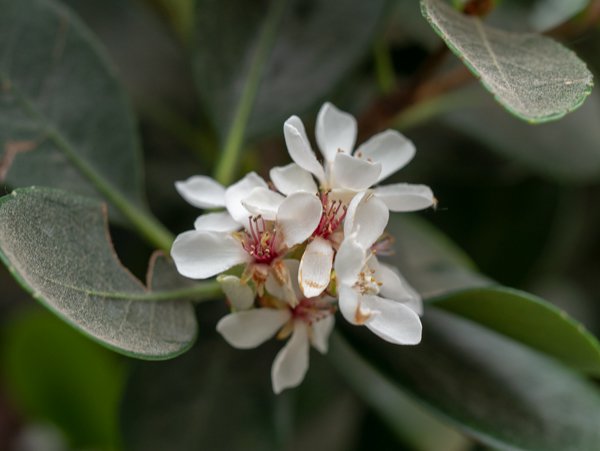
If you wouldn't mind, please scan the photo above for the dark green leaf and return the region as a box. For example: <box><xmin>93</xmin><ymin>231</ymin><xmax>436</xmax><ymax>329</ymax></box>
<box><xmin>192</xmin><ymin>0</ymin><xmax>386</xmax><ymax>140</ymax></box>
<box><xmin>387</xmin><ymin>215</ymin><xmax>600</xmax><ymax>374</ymax></box>
<box><xmin>0</xmin><ymin>0</ymin><xmax>146</xmax><ymax>224</ymax></box>
<box><xmin>337</xmin><ymin>309</ymin><xmax>600</xmax><ymax>451</ymax></box>
<box><xmin>431</xmin><ymin>286</ymin><xmax>600</xmax><ymax>375</ymax></box>
<box><xmin>1</xmin><ymin>309</ymin><xmax>123</xmax><ymax>449</ymax></box>
<box><xmin>0</xmin><ymin>187</ymin><xmax>198</xmax><ymax>359</ymax></box>
<box><xmin>421</xmin><ymin>0</ymin><xmax>593</xmax><ymax>123</ymax></box>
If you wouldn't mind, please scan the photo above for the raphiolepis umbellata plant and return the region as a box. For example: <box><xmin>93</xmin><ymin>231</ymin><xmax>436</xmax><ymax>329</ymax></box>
<box><xmin>1</xmin><ymin>0</ymin><xmax>600</xmax><ymax>450</ymax></box>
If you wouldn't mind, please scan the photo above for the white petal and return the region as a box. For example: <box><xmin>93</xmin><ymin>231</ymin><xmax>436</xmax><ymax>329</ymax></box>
<box><xmin>374</xmin><ymin>184</ymin><xmax>435</xmax><ymax>212</ymax></box>
<box><xmin>334</xmin><ymin>238</ymin><xmax>366</xmax><ymax>286</ymax></box>
<box><xmin>344</xmin><ymin>191</ymin><xmax>389</xmax><ymax>250</ymax></box>
<box><xmin>265</xmin><ymin>259</ymin><xmax>299</xmax><ymax>306</ymax></box>
<box><xmin>224</xmin><ymin>172</ymin><xmax>268</xmax><ymax>224</ymax></box>
<box><xmin>277</xmin><ymin>192</ymin><xmax>322</xmax><ymax>247</ymax></box>
<box><xmin>299</xmin><ymin>237</ymin><xmax>334</xmax><ymax>298</ymax></box>
<box><xmin>310</xmin><ymin>315</ymin><xmax>335</xmax><ymax>354</ymax></box>
<box><xmin>271</xmin><ymin>322</ymin><xmax>310</xmax><ymax>394</ymax></box>
<box><xmin>175</xmin><ymin>175</ymin><xmax>226</xmax><ymax>209</ymax></box>
<box><xmin>194</xmin><ymin>211</ymin><xmax>240</xmax><ymax>232</ymax></box>
<box><xmin>171</xmin><ymin>231</ymin><xmax>250</xmax><ymax>279</ymax></box>
<box><xmin>270</xmin><ymin>163</ymin><xmax>318</xmax><ymax>195</ymax></box>
<box><xmin>338</xmin><ymin>285</ymin><xmax>372</xmax><ymax>326</ymax></box>
<box><xmin>354</xmin><ymin>130</ymin><xmax>415</xmax><ymax>183</ymax></box>
<box><xmin>284</xmin><ymin>116</ymin><xmax>326</xmax><ymax>182</ymax></box>
<box><xmin>362</xmin><ymin>295</ymin><xmax>422</xmax><ymax>345</ymax></box>
<box><xmin>241</xmin><ymin>187</ymin><xmax>285</xmax><ymax>221</ymax></box>
<box><xmin>315</xmin><ymin>102</ymin><xmax>357</xmax><ymax>162</ymax></box>
<box><xmin>331</xmin><ymin>153</ymin><xmax>381</xmax><ymax>191</ymax></box>
<box><xmin>371</xmin><ymin>259</ymin><xmax>423</xmax><ymax>316</ymax></box>
<box><xmin>217</xmin><ymin>309</ymin><xmax>291</xmax><ymax>349</ymax></box>
<box><xmin>217</xmin><ymin>274</ymin><xmax>255</xmax><ymax>311</ymax></box>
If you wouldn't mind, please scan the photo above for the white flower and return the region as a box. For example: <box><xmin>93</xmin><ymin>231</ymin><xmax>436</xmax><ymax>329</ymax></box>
<box><xmin>216</xmin><ymin>261</ymin><xmax>335</xmax><ymax>394</ymax></box>
<box><xmin>281</xmin><ymin>102</ymin><xmax>436</xmax><ymax>210</ymax></box>
<box><xmin>171</xmin><ymin>172</ymin><xmax>323</xmax><ymax>288</ymax></box>
<box><xmin>334</xmin><ymin>192</ymin><xmax>423</xmax><ymax>344</ymax></box>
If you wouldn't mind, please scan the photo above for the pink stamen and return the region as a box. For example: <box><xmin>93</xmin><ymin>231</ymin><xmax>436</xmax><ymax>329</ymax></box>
<box><xmin>241</xmin><ymin>216</ymin><xmax>280</xmax><ymax>264</ymax></box>
<box><xmin>313</xmin><ymin>191</ymin><xmax>347</xmax><ymax>239</ymax></box>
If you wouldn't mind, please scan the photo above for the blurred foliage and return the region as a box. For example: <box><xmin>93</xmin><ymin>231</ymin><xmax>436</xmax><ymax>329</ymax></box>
<box><xmin>1</xmin><ymin>309</ymin><xmax>124</xmax><ymax>449</ymax></box>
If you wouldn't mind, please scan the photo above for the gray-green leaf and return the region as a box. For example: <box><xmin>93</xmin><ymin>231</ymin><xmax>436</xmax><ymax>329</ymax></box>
<box><xmin>0</xmin><ymin>0</ymin><xmax>146</xmax><ymax>224</ymax></box>
<box><xmin>421</xmin><ymin>0</ymin><xmax>594</xmax><ymax>123</ymax></box>
<box><xmin>0</xmin><ymin>187</ymin><xmax>197</xmax><ymax>359</ymax></box>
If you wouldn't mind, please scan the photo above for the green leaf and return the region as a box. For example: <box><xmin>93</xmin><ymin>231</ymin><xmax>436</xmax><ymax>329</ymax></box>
<box><xmin>192</xmin><ymin>0</ymin><xmax>386</xmax><ymax>141</ymax></box>
<box><xmin>0</xmin><ymin>0</ymin><xmax>141</xmax><ymax>217</ymax></box>
<box><xmin>387</xmin><ymin>215</ymin><xmax>600</xmax><ymax>375</ymax></box>
<box><xmin>0</xmin><ymin>0</ymin><xmax>173</xmax><ymax>250</ymax></box>
<box><xmin>337</xmin><ymin>309</ymin><xmax>600</xmax><ymax>451</ymax></box>
<box><xmin>1</xmin><ymin>309</ymin><xmax>123</xmax><ymax>449</ymax></box>
<box><xmin>0</xmin><ymin>187</ymin><xmax>202</xmax><ymax>359</ymax></box>
<box><xmin>431</xmin><ymin>286</ymin><xmax>600</xmax><ymax>375</ymax></box>
<box><xmin>121</xmin><ymin>319</ymin><xmax>362</xmax><ymax>451</ymax></box>
<box><xmin>443</xmin><ymin>86</ymin><xmax>600</xmax><ymax>182</ymax></box>
<box><xmin>420</xmin><ymin>0</ymin><xmax>593</xmax><ymax>123</ymax></box>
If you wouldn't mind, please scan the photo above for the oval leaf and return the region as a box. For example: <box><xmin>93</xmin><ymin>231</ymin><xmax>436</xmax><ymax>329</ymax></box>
<box><xmin>421</xmin><ymin>0</ymin><xmax>594</xmax><ymax>122</ymax></box>
<box><xmin>337</xmin><ymin>309</ymin><xmax>600</xmax><ymax>451</ymax></box>
<box><xmin>387</xmin><ymin>215</ymin><xmax>600</xmax><ymax>375</ymax></box>
<box><xmin>0</xmin><ymin>187</ymin><xmax>197</xmax><ymax>359</ymax></box>
<box><xmin>0</xmin><ymin>0</ymin><xmax>146</xmax><ymax>223</ymax></box>
<box><xmin>431</xmin><ymin>286</ymin><xmax>600</xmax><ymax>375</ymax></box>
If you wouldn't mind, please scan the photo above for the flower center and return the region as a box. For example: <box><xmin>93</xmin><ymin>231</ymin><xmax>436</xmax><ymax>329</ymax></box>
<box><xmin>241</xmin><ymin>216</ymin><xmax>280</xmax><ymax>265</ymax></box>
<box><xmin>355</xmin><ymin>268</ymin><xmax>382</xmax><ymax>295</ymax></box>
<box><xmin>312</xmin><ymin>191</ymin><xmax>347</xmax><ymax>239</ymax></box>
<box><xmin>292</xmin><ymin>297</ymin><xmax>335</xmax><ymax>324</ymax></box>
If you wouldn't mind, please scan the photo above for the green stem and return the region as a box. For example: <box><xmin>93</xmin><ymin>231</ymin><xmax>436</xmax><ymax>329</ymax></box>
<box><xmin>7</xmin><ymin>78</ymin><xmax>175</xmax><ymax>253</ymax></box>
<box><xmin>49</xmin><ymin>129</ymin><xmax>175</xmax><ymax>252</ymax></box>
<box><xmin>213</xmin><ymin>0</ymin><xmax>288</xmax><ymax>186</ymax></box>
<box><xmin>101</xmin><ymin>280</ymin><xmax>222</xmax><ymax>302</ymax></box>
<box><xmin>373</xmin><ymin>38</ymin><xmax>396</xmax><ymax>94</ymax></box>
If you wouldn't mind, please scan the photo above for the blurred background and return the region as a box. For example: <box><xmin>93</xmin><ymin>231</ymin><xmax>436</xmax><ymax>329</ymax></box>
<box><xmin>1</xmin><ymin>0</ymin><xmax>600</xmax><ymax>449</ymax></box>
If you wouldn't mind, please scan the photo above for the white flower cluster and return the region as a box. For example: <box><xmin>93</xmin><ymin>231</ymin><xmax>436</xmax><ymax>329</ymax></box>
<box><xmin>171</xmin><ymin>103</ymin><xmax>436</xmax><ymax>393</ymax></box>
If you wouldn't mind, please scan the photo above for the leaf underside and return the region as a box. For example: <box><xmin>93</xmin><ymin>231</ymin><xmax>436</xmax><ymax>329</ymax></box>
<box><xmin>421</xmin><ymin>0</ymin><xmax>594</xmax><ymax>123</ymax></box>
<box><xmin>0</xmin><ymin>187</ymin><xmax>196</xmax><ymax>359</ymax></box>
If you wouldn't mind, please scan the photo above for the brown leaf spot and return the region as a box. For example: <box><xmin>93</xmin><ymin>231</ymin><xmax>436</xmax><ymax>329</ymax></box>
<box><xmin>0</xmin><ymin>140</ymin><xmax>41</xmax><ymax>181</ymax></box>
